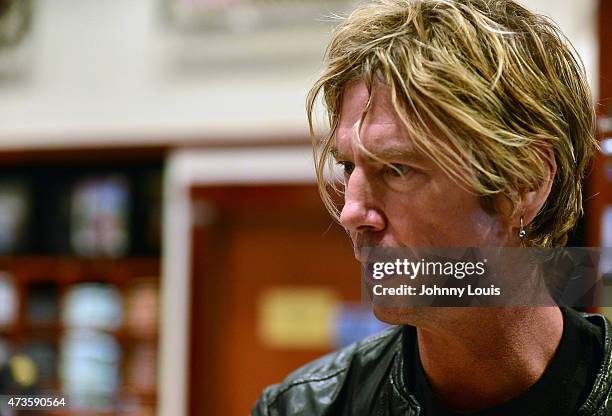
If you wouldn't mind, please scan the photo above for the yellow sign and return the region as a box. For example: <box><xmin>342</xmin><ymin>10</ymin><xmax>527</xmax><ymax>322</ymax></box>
<box><xmin>258</xmin><ymin>287</ymin><xmax>339</xmax><ymax>349</ymax></box>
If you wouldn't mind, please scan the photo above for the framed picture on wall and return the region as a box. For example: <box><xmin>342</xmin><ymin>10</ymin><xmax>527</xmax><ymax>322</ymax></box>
<box><xmin>0</xmin><ymin>0</ymin><xmax>32</xmax><ymax>48</ymax></box>
<box><xmin>163</xmin><ymin>0</ymin><xmax>356</xmax><ymax>33</ymax></box>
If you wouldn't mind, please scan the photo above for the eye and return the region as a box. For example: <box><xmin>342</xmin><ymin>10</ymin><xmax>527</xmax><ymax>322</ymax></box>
<box><xmin>384</xmin><ymin>164</ymin><xmax>410</xmax><ymax>177</ymax></box>
<box><xmin>336</xmin><ymin>161</ymin><xmax>355</xmax><ymax>176</ymax></box>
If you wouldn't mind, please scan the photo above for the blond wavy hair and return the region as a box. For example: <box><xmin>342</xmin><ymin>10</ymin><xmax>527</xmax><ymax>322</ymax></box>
<box><xmin>307</xmin><ymin>0</ymin><xmax>598</xmax><ymax>247</ymax></box>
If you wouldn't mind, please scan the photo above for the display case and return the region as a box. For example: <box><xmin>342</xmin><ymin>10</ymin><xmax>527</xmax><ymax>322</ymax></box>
<box><xmin>0</xmin><ymin>147</ymin><xmax>163</xmax><ymax>416</ymax></box>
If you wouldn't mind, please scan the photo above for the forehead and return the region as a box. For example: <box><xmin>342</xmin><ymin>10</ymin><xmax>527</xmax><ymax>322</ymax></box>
<box><xmin>339</xmin><ymin>80</ymin><xmax>399</xmax><ymax>125</ymax></box>
<box><xmin>336</xmin><ymin>80</ymin><xmax>414</xmax><ymax>154</ymax></box>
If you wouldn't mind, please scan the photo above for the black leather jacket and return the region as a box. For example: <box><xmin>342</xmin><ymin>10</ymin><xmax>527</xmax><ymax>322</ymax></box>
<box><xmin>253</xmin><ymin>313</ymin><xmax>612</xmax><ymax>415</ymax></box>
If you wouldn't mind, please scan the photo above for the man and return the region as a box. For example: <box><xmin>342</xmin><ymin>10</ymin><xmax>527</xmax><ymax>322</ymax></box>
<box><xmin>253</xmin><ymin>0</ymin><xmax>610</xmax><ymax>414</ymax></box>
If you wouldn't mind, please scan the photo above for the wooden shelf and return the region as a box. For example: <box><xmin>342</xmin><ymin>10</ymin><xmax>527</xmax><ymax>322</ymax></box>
<box><xmin>0</xmin><ymin>146</ymin><xmax>164</xmax><ymax>416</ymax></box>
<box><xmin>0</xmin><ymin>255</ymin><xmax>161</xmax><ymax>413</ymax></box>
<box><xmin>13</xmin><ymin>324</ymin><xmax>158</xmax><ymax>341</ymax></box>
<box><xmin>0</xmin><ymin>256</ymin><xmax>160</xmax><ymax>284</ymax></box>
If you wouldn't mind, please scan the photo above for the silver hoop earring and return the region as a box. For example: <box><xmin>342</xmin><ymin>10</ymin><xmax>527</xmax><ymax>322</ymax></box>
<box><xmin>519</xmin><ymin>217</ymin><xmax>526</xmax><ymax>239</ymax></box>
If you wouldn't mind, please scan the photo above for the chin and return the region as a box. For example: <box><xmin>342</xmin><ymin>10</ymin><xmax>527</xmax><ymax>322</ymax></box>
<box><xmin>373</xmin><ymin>306</ymin><xmax>428</xmax><ymax>326</ymax></box>
<box><xmin>373</xmin><ymin>305</ymin><xmax>461</xmax><ymax>327</ymax></box>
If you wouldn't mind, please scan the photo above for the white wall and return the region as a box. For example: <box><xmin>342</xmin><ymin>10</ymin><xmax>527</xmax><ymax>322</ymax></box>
<box><xmin>0</xmin><ymin>0</ymin><xmax>598</xmax><ymax>150</ymax></box>
<box><xmin>523</xmin><ymin>0</ymin><xmax>599</xmax><ymax>96</ymax></box>
<box><xmin>0</xmin><ymin>0</ymin><xmax>329</xmax><ymax>149</ymax></box>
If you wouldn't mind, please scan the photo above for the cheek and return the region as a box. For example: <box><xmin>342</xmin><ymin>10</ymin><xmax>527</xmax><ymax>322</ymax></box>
<box><xmin>384</xmin><ymin>183</ymin><xmax>506</xmax><ymax>246</ymax></box>
<box><xmin>460</xmin><ymin>208</ymin><xmax>508</xmax><ymax>245</ymax></box>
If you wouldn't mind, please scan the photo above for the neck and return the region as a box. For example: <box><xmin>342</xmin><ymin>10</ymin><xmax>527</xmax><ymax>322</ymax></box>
<box><xmin>415</xmin><ymin>307</ymin><xmax>563</xmax><ymax>412</ymax></box>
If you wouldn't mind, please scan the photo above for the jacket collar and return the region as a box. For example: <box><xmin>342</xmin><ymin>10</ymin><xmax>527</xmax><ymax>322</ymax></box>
<box><xmin>577</xmin><ymin>313</ymin><xmax>612</xmax><ymax>414</ymax></box>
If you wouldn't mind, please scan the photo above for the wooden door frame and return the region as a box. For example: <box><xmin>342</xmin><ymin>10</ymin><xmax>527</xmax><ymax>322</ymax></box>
<box><xmin>159</xmin><ymin>146</ymin><xmax>316</xmax><ymax>416</ymax></box>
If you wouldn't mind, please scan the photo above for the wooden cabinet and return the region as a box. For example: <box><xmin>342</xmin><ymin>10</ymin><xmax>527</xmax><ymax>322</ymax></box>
<box><xmin>0</xmin><ymin>148</ymin><xmax>163</xmax><ymax>416</ymax></box>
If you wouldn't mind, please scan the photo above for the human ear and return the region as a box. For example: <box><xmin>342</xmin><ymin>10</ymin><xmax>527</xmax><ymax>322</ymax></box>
<box><xmin>512</xmin><ymin>145</ymin><xmax>557</xmax><ymax>231</ymax></box>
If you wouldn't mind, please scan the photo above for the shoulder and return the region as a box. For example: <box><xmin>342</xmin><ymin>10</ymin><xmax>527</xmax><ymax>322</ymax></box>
<box><xmin>253</xmin><ymin>326</ymin><xmax>403</xmax><ymax>416</ymax></box>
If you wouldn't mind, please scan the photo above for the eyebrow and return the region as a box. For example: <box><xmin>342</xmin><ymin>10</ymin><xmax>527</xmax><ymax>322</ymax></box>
<box><xmin>331</xmin><ymin>145</ymin><xmax>427</xmax><ymax>164</ymax></box>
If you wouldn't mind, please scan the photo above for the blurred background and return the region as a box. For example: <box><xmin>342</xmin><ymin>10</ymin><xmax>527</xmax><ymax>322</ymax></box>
<box><xmin>0</xmin><ymin>0</ymin><xmax>608</xmax><ymax>415</ymax></box>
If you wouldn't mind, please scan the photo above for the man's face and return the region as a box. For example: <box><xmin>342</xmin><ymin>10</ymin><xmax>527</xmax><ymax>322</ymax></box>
<box><xmin>335</xmin><ymin>80</ymin><xmax>516</xmax><ymax>260</ymax></box>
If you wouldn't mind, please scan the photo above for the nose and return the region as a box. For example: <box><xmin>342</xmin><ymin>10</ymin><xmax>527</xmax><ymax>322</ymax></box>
<box><xmin>339</xmin><ymin>169</ymin><xmax>386</xmax><ymax>233</ymax></box>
